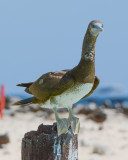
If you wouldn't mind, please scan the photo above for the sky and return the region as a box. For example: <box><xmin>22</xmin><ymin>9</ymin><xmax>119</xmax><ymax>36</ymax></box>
<box><xmin>0</xmin><ymin>0</ymin><xmax>128</xmax><ymax>95</ymax></box>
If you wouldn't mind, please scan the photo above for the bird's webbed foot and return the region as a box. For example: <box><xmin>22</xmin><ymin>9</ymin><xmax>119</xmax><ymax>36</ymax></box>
<box><xmin>53</xmin><ymin>106</ymin><xmax>70</xmax><ymax>136</ymax></box>
<box><xmin>68</xmin><ymin>107</ymin><xmax>80</xmax><ymax>134</ymax></box>
<box><xmin>56</xmin><ymin>118</ymin><xmax>70</xmax><ymax>136</ymax></box>
<box><xmin>69</xmin><ymin>115</ymin><xmax>80</xmax><ymax>134</ymax></box>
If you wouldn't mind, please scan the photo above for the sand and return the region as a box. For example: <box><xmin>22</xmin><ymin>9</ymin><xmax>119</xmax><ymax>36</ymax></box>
<box><xmin>0</xmin><ymin>108</ymin><xmax>128</xmax><ymax>160</ymax></box>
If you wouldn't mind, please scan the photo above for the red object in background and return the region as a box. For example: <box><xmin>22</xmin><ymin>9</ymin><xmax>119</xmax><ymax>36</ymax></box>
<box><xmin>0</xmin><ymin>85</ymin><xmax>5</xmax><ymax>119</ymax></box>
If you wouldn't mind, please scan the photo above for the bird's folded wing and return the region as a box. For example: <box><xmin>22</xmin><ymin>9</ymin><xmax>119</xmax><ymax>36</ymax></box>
<box><xmin>29</xmin><ymin>70</ymin><xmax>75</xmax><ymax>101</ymax></box>
<box><xmin>81</xmin><ymin>76</ymin><xmax>100</xmax><ymax>99</ymax></box>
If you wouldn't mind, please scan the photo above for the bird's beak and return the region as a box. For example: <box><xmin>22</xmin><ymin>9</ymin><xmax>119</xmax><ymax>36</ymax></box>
<box><xmin>99</xmin><ymin>27</ymin><xmax>104</xmax><ymax>32</ymax></box>
<box><xmin>95</xmin><ymin>23</ymin><xmax>104</xmax><ymax>32</ymax></box>
<box><xmin>98</xmin><ymin>25</ymin><xmax>104</xmax><ymax>32</ymax></box>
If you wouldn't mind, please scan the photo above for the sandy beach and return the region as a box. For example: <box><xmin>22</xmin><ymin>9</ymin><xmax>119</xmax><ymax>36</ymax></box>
<box><xmin>0</xmin><ymin>104</ymin><xmax>128</xmax><ymax>160</ymax></box>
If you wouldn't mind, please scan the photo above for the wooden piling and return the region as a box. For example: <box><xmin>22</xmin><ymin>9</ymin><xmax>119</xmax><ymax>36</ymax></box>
<box><xmin>22</xmin><ymin>123</ymin><xmax>78</xmax><ymax>160</ymax></box>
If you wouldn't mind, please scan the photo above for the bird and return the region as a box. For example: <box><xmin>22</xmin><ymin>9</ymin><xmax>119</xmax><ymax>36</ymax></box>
<box><xmin>15</xmin><ymin>20</ymin><xmax>103</xmax><ymax>136</ymax></box>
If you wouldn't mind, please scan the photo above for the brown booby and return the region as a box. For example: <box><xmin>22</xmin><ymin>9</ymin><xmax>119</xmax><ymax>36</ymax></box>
<box><xmin>15</xmin><ymin>20</ymin><xmax>103</xmax><ymax>136</ymax></box>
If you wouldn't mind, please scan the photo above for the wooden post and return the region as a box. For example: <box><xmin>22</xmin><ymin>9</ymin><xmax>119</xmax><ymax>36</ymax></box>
<box><xmin>22</xmin><ymin>123</ymin><xmax>78</xmax><ymax>160</ymax></box>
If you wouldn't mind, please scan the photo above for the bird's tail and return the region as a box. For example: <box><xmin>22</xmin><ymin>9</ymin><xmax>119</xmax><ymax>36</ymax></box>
<box><xmin>16</xmin><ymin>82</ymin><xmax>33</xmax><ymax>87</ymax></box>
<box><xmin>14</xmin><ymin>97</ymin><xmax>39</xmax><ymax>105</ymax></box>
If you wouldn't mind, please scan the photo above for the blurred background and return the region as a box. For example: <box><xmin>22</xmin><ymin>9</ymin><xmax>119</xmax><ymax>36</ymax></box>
<box><xmin>0</xmin><ymin>0</ymin><xmax>128</xmax><ymax>160</ymax></box>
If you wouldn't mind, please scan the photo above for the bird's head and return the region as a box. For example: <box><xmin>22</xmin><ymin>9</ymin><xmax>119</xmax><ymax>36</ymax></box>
<box><xmin>88</xmin><ymin>20</ymin><xmax>104</xmax><ymax>36</ymax></box>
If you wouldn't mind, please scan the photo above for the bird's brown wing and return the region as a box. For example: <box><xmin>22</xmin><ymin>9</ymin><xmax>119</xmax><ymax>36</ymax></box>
<box><xmin>29</xmin><ymin>70</ymin><xmax>75</xmax><ymax>101</ymax></box>
<box><xmin>81</xmin><ymin>76</ymin><xmax>100</xmax><ymax>99</ymax></box>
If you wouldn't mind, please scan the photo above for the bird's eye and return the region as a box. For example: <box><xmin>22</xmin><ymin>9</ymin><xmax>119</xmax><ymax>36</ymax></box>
<box><xmin>92</xmin><ymin>24</ymin><xmax>95</xmax><ymax>28</ymax></box>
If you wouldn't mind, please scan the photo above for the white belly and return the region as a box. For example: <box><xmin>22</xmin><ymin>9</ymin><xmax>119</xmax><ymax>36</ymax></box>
<box><xmin>41</xmin><ymin>83</ymin><xmax>93</xmax><ymax>108</ymax></box>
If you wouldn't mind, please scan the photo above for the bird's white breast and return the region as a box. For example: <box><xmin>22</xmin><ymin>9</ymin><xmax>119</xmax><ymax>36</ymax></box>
<box><xmin>42</xmin><ymin>83</ymin><xmax>93</xmax><ymax>108</ymax></box>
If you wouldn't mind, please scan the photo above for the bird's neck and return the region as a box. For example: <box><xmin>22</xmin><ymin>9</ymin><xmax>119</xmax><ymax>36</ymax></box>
<box><xmin>77</xmin><ymin>30</ymin><xmax>98</xmax><ymax>71</ymax></box>
<box><xmin>81</xmin><ymin>30</ymin><xmax>97</xmax><ymax>62</ymax></box>
<box><xmin>71</xmin><ymin>31</ymin><xmax>98</xmax><ymax>82</ymax></box>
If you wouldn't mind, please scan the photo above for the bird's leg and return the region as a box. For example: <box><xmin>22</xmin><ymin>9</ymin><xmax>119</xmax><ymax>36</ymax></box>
<box><xmin>68</xmin><ymin>106</ymin><xmax>80</xmax><ymax>134</ymax></box>
<box><xmin>53</xmin><ymin>106</ymin><xmax>70</xmax><ymax>136</ymax></box>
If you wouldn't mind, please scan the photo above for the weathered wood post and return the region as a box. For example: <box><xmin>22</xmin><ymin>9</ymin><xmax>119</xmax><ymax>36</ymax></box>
<box><xmin>22</xmin><ymin>123</ymin><xmax>78</xmax><ymax>160</ymax></box>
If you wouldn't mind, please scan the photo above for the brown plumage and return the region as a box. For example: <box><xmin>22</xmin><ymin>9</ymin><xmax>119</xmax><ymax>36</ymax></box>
<box><xmin>15</xmin><ymin>21</ymin><xmax>103</xmax><ymax>106</ymax></box>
